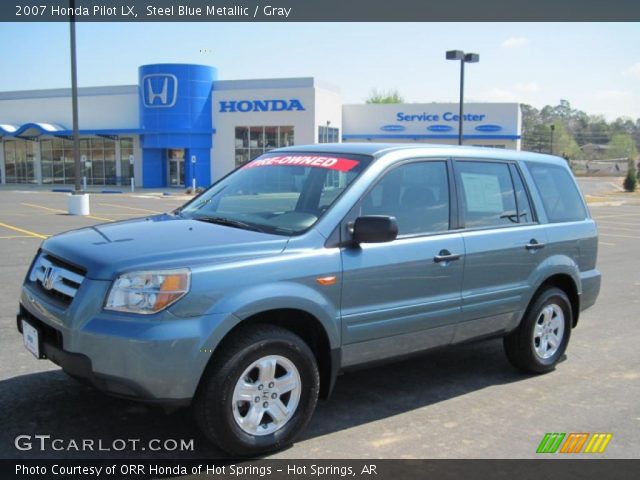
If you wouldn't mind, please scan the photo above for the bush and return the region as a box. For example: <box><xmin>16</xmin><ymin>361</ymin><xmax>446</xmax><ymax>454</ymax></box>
<box><xmin>624</xmin><ymin>159</ymin><xmax>637</xmax><ymax>192</ymax></box>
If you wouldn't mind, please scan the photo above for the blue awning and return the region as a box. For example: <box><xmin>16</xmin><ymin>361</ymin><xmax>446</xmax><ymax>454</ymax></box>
<box><xmin>13</xmin><ymin>122</ymin><xmax>66</xmax><ymax>137</ymax></box>
<box><xmin>0</xmin><ymin>124</ymin><xmax>19</xmax><ymax>135</ymax></box>
<box><xmin>0</xmin><ymin>123</ymin><xmax>143</xmax><ymax>138</ymax></box>
<box><xmin>0</xmin><ymin>123</ymin><xmax>214</xmax><ymax>138</ymax></box>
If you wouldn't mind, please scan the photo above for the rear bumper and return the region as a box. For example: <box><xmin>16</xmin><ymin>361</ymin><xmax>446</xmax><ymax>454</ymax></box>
<box><xmin>580</xmin><ymin>268</ymin><xmax>601</xmax><ymax>312</ymax></box>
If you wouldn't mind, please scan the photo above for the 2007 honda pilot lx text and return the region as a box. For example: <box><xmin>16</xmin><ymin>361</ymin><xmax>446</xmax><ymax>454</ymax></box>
<box><xmin>18</xmin><ymin>144</ymin><xmax>600</xmax><ymax>456</ymax></box>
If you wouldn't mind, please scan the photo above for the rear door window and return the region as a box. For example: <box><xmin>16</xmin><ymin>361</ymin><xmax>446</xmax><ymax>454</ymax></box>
<box><xmin>527</xmin><ymin>163</ymin><xmax>587</xmax><ymax>223</ymax></box>
<box><xmin>454</xmin><ymin>161</ymin><xmax>519</xmax><ymax>228</ymax></box>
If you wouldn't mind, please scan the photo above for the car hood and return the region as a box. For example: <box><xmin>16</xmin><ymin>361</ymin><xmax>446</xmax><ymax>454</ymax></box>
<box><xmin>42</xmin><ymin>214</ymin><xmax>289</xmax><ymax>280</ymax></box>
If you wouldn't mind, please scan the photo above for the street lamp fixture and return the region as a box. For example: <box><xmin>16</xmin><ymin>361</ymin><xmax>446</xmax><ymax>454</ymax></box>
<box><xmin>446</xmin><ymin>50</ymin><xmax>480</xmax><ymax>145</ymax></box>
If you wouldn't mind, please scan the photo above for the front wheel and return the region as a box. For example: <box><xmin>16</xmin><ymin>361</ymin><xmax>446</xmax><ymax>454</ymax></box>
<box><xmin>193</xmin><ymin>325</ymin><xmax>319</xmax><ymax>457</ymax></box>
<box><xmin>504</xmin><ymin>287</ymin><xmax>572</xmax><ymax>374</ymax></box>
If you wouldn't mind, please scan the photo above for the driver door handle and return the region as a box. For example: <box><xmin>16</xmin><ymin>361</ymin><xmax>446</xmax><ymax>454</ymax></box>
<box><xmin>434</xmin><ymin>250</ymin><xmax>462</xmax><ymax>263</ymax></box>
<box><xmin>525</xmin><ymin>239</ymin><xmax>546</xmax><ymax>251</ymax></box>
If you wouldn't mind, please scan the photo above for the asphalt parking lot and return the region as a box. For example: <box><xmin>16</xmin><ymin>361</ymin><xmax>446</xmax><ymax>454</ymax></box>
<box><xmin>0</xmin><ymin>186</ymin><xmax>638</xmax><ymax>459</ymax></box>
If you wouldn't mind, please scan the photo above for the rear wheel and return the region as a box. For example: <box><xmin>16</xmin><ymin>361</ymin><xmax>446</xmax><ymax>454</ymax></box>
<box><xmin>194</xmin><ymin>324</ymin><xmax>319</xmax><ymax>457</ymax></box>
<box><xmin>504</xmin><ymin>287</ymin><xmax>572</xmax><ymax>374</ymax></box>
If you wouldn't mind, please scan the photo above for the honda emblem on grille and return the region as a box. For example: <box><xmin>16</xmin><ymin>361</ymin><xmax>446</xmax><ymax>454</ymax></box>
<box><xmin>42</xmin><ymin>266</ymin><xmax>58</xmax><ymax>291</ymax></box>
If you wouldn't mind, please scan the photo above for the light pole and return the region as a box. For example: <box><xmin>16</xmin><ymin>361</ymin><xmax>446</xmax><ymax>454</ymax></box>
<box><xmin>446</xmin><ymin>50</ymin><xmax>479</xmax><ymax>145</ymax></box>
<box><xmin>66</xmin><ymin>0</ymin><xmax>90</xmax><ymax>215</ymax></box>
<box><xmin>325</xmin><ymin>120</ymin><xmax>331</xmax><ymax>143</ymax></box>
<box><xmin>69</xmin><ymin>0</ymin><xmax>81</xmax><ymax>193</ymax></box>
<box><xmin>550</xmin><ymin>124</ymin><xmax>555</xmax><ymax>154</ymax></box>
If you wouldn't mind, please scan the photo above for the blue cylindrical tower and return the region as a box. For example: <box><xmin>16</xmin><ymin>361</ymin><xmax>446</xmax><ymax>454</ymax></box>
<box><xmin>138</xmin><ymin>64</ymin><xmax>217</xmax><ymax>188</ymax></box>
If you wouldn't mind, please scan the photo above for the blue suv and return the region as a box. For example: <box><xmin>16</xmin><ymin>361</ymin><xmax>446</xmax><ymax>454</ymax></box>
<box><xmin>18</xmin><ymin>144</ymin><xmax>600</xmax><ymax>456</ymax></box>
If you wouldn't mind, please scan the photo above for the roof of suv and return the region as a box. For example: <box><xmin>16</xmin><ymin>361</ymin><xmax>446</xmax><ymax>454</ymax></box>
<box><xmin>274</xmin><ymin>143</ymin><xmax>567</xmax><ymax>166</ymax></box>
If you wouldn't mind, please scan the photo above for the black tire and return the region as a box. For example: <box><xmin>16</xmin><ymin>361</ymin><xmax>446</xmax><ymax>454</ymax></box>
<box><xmin>504</xmin><ymin>287</ymin><xmax>572</xmax><ymax>374</ymax></box>
<box><xmin>193</xmin><ymin>324</ymin><xmax>319</xmax><ymax>457</ymax></box>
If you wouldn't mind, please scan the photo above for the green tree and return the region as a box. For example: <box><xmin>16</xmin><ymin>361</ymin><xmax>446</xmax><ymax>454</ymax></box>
<box><xmin>526</xmin><ymin>123</ymin><xmax>552</xmax><ymax>152</ymax></box>
<box><xmin>520</xmin><ymin>103</ymin><xmax>541</xmax><ymax>151</ymax></box>
<box><xmin>608</xmin><ymin>133</ymin><xmax>638</xmax><ymax>159</ymax></box>
<box><xmin>550</xmin><ymin>121</ymin><xmax>581</xmax><ymax>159</ymax></box>
<box><xmin>623</xmin><ymin>158</ymin><xmax>637</xmax><ymax>192</ymax></box>
<box><xmin>365</xmin><ymin>89</ymin><xmax>405</xmax><ymax>104</ymax></box>
<box><xmin>611</xmin><ymin>117</ymin><xmax>636</xmax><ymax>135</ymax></box>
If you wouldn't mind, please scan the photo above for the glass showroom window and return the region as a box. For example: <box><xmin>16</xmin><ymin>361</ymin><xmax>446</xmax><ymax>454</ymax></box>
<box><xmin>234</xmin><ymin>126</ymin><xmax>295</xmax><ymax>168</ymax></box>
<box><xmin>40</xmin><ymin>139</ymin><xmax>53</xmax><ymax>184</ymax></box>
<box><xmin>39</xmin><ymin>138</ymin><xmax>69</xmax><ymax>184</ymax></box>
<box><xmin>120</xmin><ymin>137</ymin><xmax>134</xmax><ymax>185</ymax></box>
<box><xmin>81</xmin><ymin>137</ymin><xmax>117</xmax><ymax>185</ymax></box>
<box><xmin>318</xmin><ymin>126</ymin><xmax>340</xmax><ymax>143</ymax></box>
<box><xmin>3</xmin><ymin>139</ymin><xmax>36</xmax><ymax>184</ymax></box>
<box><xmin>40</xmin><ymin>137</ymin><xmax>119</xmax><ymax>185</ymax></box>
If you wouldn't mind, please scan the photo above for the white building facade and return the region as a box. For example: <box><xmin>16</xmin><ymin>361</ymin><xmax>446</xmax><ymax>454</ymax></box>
<box><xmin>0</xmin><ymin>63</ymin><xmax>521</xmax><ymax>188</ymax></box>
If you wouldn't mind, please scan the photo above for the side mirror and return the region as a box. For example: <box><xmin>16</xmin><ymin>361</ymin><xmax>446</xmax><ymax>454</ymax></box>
<box><xmin>352</xmin><ymin>215</ymin><xmax>398</xmax><ymax>244</ymax></box>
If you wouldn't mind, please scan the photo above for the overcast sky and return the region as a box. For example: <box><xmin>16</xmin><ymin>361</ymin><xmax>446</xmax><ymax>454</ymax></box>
<box><xmin>1</xmin><ymin>22</ymin><xmax>638</xmax><ymax>120</ymax></box>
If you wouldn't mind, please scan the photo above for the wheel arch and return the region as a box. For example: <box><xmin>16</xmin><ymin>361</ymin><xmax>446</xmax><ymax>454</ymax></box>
<box><xmin>199</xmin><ymin>307</ymin><xmax>339</xmax><ymax>400</ymax></box>
<box><xmin>533</xmin><ymin>273</ymin><xmax>580</xmax><ymax>327</ymax></box>
<box><xmin>232</xmin><ymin>308</ymin><xmax>338</xmax><ymax>399</ymax></box>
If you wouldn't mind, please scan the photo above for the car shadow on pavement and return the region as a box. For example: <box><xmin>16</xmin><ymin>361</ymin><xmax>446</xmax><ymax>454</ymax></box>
<box><xmin>0</xmin><ymin>338</ymin><xmax>537</xmax><ymax>459</ymax></box>
<box><xmin>302</xmin><ymin>338</ymin><xmax>541</xmax><ymax>443</ymax></box>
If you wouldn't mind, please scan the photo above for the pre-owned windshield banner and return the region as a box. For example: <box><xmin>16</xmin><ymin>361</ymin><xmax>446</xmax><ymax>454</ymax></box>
<box><xmin>243</xmin><ymin>155</ymin><xmax>360</xmax><ymax>172</ymax></box>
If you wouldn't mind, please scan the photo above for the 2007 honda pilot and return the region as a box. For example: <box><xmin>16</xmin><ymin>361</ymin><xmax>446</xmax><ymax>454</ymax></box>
<box><xmin>18</xmin><ymin>144</ymin><xmax>600</xmax><ymax>456</ymax></box>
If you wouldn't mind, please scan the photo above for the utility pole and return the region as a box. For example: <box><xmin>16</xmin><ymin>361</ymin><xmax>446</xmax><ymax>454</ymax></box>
<box><xmin>69</xmin><ymin>0</ymin><xmax>81</xmax><ymax>193</ymax></box>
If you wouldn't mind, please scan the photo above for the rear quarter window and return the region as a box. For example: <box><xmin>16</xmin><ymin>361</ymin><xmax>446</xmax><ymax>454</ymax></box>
<box><xmin>526</xmin><ymin>162</ymin><xmax>587</xmax><ymax>223</ymax></box>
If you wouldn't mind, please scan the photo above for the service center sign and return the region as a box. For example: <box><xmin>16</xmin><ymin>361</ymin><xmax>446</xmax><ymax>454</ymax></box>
<box><xmin>342</xmin><ymin>103</ymin><xmax>520</xmax><ymax>137</ymax></box>
<box><xmin>243</xmin><ymin>155</ymin><xmax>359</xmax><ymax>172</ymax></box>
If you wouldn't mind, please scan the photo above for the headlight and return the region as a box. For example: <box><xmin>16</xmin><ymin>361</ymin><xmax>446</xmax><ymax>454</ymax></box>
<box><xmin>105</xmin><ymin>269</ymin><xmax>190</xmax><ymax>314</ymax></box>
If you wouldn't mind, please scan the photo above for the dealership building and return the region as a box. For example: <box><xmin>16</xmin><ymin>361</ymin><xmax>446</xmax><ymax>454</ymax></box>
<box><xmin>0</xmin><ymin>63</ymin><xmax>521</xmax><ymax>188</ymax></box>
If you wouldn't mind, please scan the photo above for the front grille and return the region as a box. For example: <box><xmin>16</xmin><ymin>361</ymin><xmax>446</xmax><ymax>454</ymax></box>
<box><xmin>29</xmin><ymin>253</ymin><xmax>86</xmax><ymax>306</ymax></box>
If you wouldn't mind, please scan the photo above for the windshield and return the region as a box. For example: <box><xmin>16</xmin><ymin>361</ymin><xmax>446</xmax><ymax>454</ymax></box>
<box><xmin>179</xmin><ymin>152</ymin><xmax>373</xmax><ymax>235</ymax></box>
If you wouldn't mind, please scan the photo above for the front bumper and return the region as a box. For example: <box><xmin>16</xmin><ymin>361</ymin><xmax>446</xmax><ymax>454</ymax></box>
<box><xmin>17</xmin><ymin>307</ymin><xmax>179</xmax><ymax>403</ymax></box>
<box><xmin>19</xmin><ymin>282</ymin><xmax>237</xmax><ymax>404</ymax></box>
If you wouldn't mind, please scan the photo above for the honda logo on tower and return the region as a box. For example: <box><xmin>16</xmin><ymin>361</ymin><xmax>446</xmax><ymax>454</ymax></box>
<box><xmin>142</xmin><ymin>74</ymin><xmax>178</xmax><ymax>108</ymax></box>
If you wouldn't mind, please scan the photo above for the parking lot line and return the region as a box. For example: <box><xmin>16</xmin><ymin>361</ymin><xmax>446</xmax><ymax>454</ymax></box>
<box><xmin>20</xmin><ymin>202</ymin><xmax>63</xmax><ymax>213</ymax></box>
<box><xmin>594</xmin><ymin>212</ymin><xmax>640</xmax><ymax>219</ymax></box>
<box><xmin>0</xmin><ymin>222</ymin><xmax>48</xmax><ymax>239</ymax></box>
<box><xmin>0</xmin><ymin>235</ymin><xmax>34</xmax><ymax>239</ymax></box>
<box><xmin>98</xmin><ymin>203</ymin><xmax>163</xmax><ymax>214</ymax></box>
<box><xmin>599</xmin><ymin>241</ymin><xmax>616</xmax><ymax>246</ymax></box>
<box><xmin>20</xmin><ymin>202</ymin><xmax>115</xmax><ymax>223</ymax></box>
<box><xmin>598</xmin><ymin>232</ymin><xmax>640</xmax><ymax>239</ymax></box>
<box><xmin>597</xmin><ymin>225</ymin><xmax>640</xmax><ymax>233</ymax></box>
<box><xmin>595</xmin><ymin>220</ymin><xmax>640</xmax><ymax>227</ymax></box>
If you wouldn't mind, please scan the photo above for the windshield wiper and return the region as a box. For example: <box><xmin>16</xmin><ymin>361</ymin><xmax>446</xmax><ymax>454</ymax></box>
<box><xmin>193</xmin><ymin>215</ymin><xmax>267</xmax><ymax>233</ymax></box>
